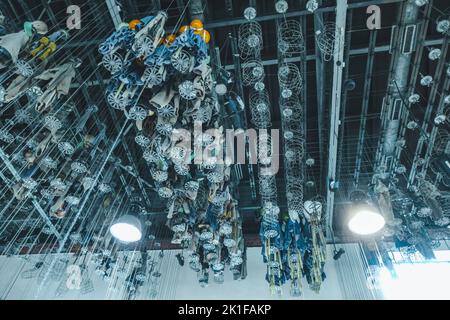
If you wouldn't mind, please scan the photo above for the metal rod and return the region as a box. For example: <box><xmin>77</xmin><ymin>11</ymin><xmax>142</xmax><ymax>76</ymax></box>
<box><xmin>0</xmin><ymin>148</ymin><xmax>62</xmax><ymax>241</ymax></box>
<box><xmin>35</xmin><ymin>120</ymin><xmax>130</xmax><ymax>298</ymax></box>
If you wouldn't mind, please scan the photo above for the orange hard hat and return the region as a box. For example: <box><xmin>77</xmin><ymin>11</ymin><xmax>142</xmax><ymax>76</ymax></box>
<box><xmin>179</xmin><ymin>25</ymin><xmax>190</xmax><ymax>34</ymax></box>
<box><xmin>194</xmin><ymin>29</ymin><xmax>210</xmax><ymax>44</ymax></box>
<box><xmin>190</xmin><ymin>19</ymin><xmax>204</xmax><ymax>31</ymax></box>
<box><xmin>129</xmin><ymin>19</ymin><xmax>141</xmax><ymax>30</ymax></box>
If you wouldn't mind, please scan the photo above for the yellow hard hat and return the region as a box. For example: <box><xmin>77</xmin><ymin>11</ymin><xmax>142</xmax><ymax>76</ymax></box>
<box><xmin>194</xmin><ymin>29</ymin><xmax>210</xmax><ymax>44</ymax></box>
<box><xmin>179</xmin><ymin>25</ymin><xmax>190</xmax><ymax>34</ymax></box>
<box><xmin>190</xmin><ymin>19</ymin><xmax>204</xmax><ymax>31</ymax></box>
<box><xmin>129</xmin><ymin>19</ymin><xmax>141</xmax><ymax>30</ymax></box>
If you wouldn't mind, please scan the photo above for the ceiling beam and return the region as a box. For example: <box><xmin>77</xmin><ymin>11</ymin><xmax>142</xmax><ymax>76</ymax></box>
<box><xmin>65</xmin><ymin>0</ymin><xmax>405</xmax><ymax>49</ymax></box>
<box><xmin>227</xmin><ymin>39</ymin><xmax>445</xmax><ymax>68</ymax></box>
<box><xmin>313</xmin><ymin>3</ymin><xmax>325</xmax><ymax>195</ymax></box>
<box><xmin>325</xmin><ymin>0</ymin><xmax>348</xmax><ymax>238</ymax></box>
<box><xmin>105</xmin><ymin>0</ymin><xmax>123</xmax><ymax>30</ymax></box>
<box><xmin>335</xmin><ymin>10</ymin><xmax>353</xmax><ymax>200</ymax></box>
<box><xmin>69</xmin><ymin>38</ymin><xmax>446</xmax><ymax>88</ymax></box>
<box><xmin>205</xmin><ymin>0</ymin><xmax>403</xmax><ymax>29</ymax></box>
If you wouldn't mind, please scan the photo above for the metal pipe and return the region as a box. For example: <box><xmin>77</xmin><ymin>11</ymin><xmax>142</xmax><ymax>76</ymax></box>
<box><xmin>373</xmin><ymin>0</ymin><xmax>420</xmax><ymax>177</ymax></box>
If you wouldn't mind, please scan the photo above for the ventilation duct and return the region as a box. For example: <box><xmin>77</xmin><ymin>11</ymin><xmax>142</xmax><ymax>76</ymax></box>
<box><xmin>381</xmin><ymin>2</ymin><xmax>419</xmax><ymax>159</ymax></box>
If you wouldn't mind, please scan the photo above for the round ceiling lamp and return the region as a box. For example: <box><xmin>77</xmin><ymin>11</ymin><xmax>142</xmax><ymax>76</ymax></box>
<box><xmin>348</xmin><ymin>206</ymin><xmax>385</xmax><ymax>236</ymax></box>
<box><xmin>110</xmin><ymin>214</ymin><xmax>142</xmax><ymax>243</ymax></box>
<box><xmin>215</xmin><ymin>83</ymin><xmax>227</xmax><ymax>95</ymax></box>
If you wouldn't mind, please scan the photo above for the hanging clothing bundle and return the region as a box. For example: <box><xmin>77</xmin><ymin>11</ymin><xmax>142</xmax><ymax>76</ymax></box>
<box><xmin>99</xmin><ymin>13</ymin><xmax>244</xmax><ymax>285</ymax></box>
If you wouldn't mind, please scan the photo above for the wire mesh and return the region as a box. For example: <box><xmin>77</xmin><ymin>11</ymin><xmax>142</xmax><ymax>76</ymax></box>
<box><xmin>242</xmin><ymin>59</ymin><xmax>265</xmax><ymax>86</ymax></box>
<box><xmin>278</xmin><ymin>63</ymin><xmax>303</xmax><ymax>98</ymax></box>
<box><xmin>238</xmin><ymin>21</ymin><xmax>263</xmax><ymax>59</ymax></box>
<box><xmin>249</xmin><ymin>89</ymin><xmax>271</xmax><ymax>129</ymax></box>
<box><xmin>278</xmin><ymin>20</ymin><xmax>305</xmax><ymax>56</ymax></box>
<box><xmin>315</xmin><ymin>22</ymin><xmax>336</xmax><ymax>62</ymax></box>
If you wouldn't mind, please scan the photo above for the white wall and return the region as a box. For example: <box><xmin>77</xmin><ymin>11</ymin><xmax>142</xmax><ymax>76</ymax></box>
<box><xmin>0</xmin><ymin>245</ymin><xmax>372</xmax><ymax>300</ymax></box>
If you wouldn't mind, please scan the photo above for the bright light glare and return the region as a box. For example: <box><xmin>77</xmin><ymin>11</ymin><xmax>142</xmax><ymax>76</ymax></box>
<box><xmin>348</xmin><ymin>208</ymin><xmax>385</xmax><ymax>235</ymax></box>
<box><xmin>379</xmin><ymin>261</ymin><xmax>450</xmax><ymax>299</ymax></box>
<box><xmin>110</xmin><ymin>215</ymin><xmax>142</xmax><ymax>243</ymax></box>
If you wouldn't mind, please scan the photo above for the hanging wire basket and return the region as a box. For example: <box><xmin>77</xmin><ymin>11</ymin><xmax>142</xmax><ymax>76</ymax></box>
<box><xmin>14</xmin><ymin>108</ymin><xmax>35</xmax><ymax>124</ymax></box>
<box><xmin>15</xmin><ymin>59</ymin><xmax>34</xmax><ymax>77</ymax></box>
<box><xmin>135</xmin><ymin>134</ymin><xmax>151</xmax><ymax>147</ymax></box>
<box><xmin>143</xmin><ymin>65</ymin><xmax>164</xmax><ymax>86</ymax></box>
<box><xmin>102</xmin><ymin>53</ymin><xmax>123</xmax><ymax>74</ymax></box>
<box><xmin>107</xmin><ymin>92</ymin><xmax>127</xmax><ymax>110</ymax></box>
<box><xmin>259</xmin><ymin>174</ymin><xmax>278</xmax><ymax>204</ymax></box>
<box><xmin>278</xmin><ymin>63</ymin><xmax>303</xmax><ymax>98</ymax></box>
<box><xmin>261</xmin><ymin>204</ymin><xmax>280</xmax><ymax>238</ymax></box>
<box><xmin>315</xmin><ymin>22</ymin><xmax>336</xmax><ymax>62</ymax></box>
<box><xmin>436</xmin><ymin>8</ymin><xmax>450</xmax><ymax>36</ymax></box>
<box><xmin>278</xmin><ymin>20</ymin><xmax>305</xmax><ymax>56</ymax></box>
<box><xmin>433</xmin><ymin>128</ymin><xmax>449</xmax><ymax>155</ymax></box>
<box><xmin>0</xmin><ymin>129</ymin><xmax>14</xmax><ymax>143</ymax></box>
<box><xmin>249</xmin><ymin>90</ymin><xmax>271</xmax><ymax>129</ymax></box>
<box><xmin>126</xmin><ymin>105</ymin><xmax>148</xmax><ymax>121</ymax></box>
<box><xmin>285</xmin><ymin>178</ymin><xmax>304</xmax><ymax>215</ymax></box>
<box><xmin>179</xmin><ymin>80</ymin><xmax>197</xmax><ymax>100</ymax></box>
<box><xmin>57</xmin><ymin>141</ymin><xmax>75</xmax><ymax>156</ymax></box>
<box><xmin>171</xmin><ymin>49</ymin><xmax>194</xmax><ymax>74</ymax></box>
<box><xmin>174</xmin><ymin>163</ymin><xmax>189</xmax><ymax>176</ymax></box>
<box><xmin>242</xmin><ymin>59</ymin><xmax>265</xmax><ymax>86</ymax></box>
<box><xmin>238</xmin><ymin>21</ymin><xmax>263</xmax><ymax>59</ymax></box>
<box><xmin>157</xmin><ymin>103</ymin><xmax>176</xmax><ymax>119</ymax></box>
<box><xmin>258</xmin><ymin>131</ymin><xmax>273</xmax><ymax>166</ymax></box>
<box><xmin>280</xmin><ymin>96</ymin><xmax>303</xmax><ymax>120</ymax></box>
<box><xmin>27</xmin><ymin>86</ymin><xmax>43</xmax><ymax>101</ymax></box>
<box><xmin>207</xmin><ymin>165</ymin><xmax>225</xmax><ymax>184</ymax></box>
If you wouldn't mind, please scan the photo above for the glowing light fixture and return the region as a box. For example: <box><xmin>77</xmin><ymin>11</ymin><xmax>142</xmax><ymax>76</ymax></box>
<box><xmin>414</xmin><ymin>0</ymin><xmax>428</xmax><ymax>6</ymax></box>
<box><xmin>110</xmin><ymin>214</ymin><xmax>142</xmax><ymax>243</ymax></box>
<box><xmin>348</xmin><ymin>206</ymin><xmax>385</xmax><ymax>235</ymax></box>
